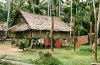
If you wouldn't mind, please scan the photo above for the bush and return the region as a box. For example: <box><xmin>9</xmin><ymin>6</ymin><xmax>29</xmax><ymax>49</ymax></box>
<box><xmin>32</xmin><ymin>51</ymin><xmax>62</xmax><ymax>65</ymax></box>
<box><xmin>11</xmin><ymin>39</ymin><xmax>16</xmax><ymax>45</ymax></box>
<box><xmin>18</xmin><ymin>39</ymin><xmax>27</xmax><ymax>51</ymax></box>
<box><xmin>78</xmin><ymin>45</ymin><xmax>93</xmax><ymax>52</ymax></box>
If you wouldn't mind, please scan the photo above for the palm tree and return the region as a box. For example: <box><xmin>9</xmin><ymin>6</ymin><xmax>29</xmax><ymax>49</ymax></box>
<box><xmin>47</xmin><ymin>0</ymin><xmax>64</xmax><ymax>16</ymax></box>
<box><xmin>70</xmin><ymin>0</ymin><xmax>73</xmax><ymax>37</ymax></box>
<box><xmin>27</xmin><ymin>0</ymin><xmax>47</xmax><ymax>15</ymax></box>
<box><xmin>92</xmin><ymin>0</ymin><xmax>99</xmax><ymax>62</ymax></box>
<box><xmin>6</xmin><ymin>0</ymin><xmax>11</xmax><ymax>35</ymax></box>
<box><xmin>0</xmin><ymin>2</ymin><xmax>7</xmax><ymax>21</ymax></box>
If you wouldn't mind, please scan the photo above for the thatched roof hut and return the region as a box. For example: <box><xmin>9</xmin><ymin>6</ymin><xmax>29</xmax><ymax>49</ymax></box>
<box><xmin>10</xmin><ymin>11</ymin><xmax>72</xmax><ymax>39</ymax></box>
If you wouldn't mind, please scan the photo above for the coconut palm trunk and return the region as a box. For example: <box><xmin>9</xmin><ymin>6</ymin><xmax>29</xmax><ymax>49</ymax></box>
<box><xmin>50</xmin><ymin>1</ymin><xmax>51</xmax><ymax>16</ymax></box>
<box><xmin>97</xmin><ymin>1</ymin><xmax>100</xmax><ymax>37</ymax></box>
<box><xmin>92</xmin><ymin>0</ymin><xmax>97</xmax><ymax>62</ymax></box>
<box><xmin>48</xmin><ymin>0</ymin><xmax>50</xmax><ymax>16</ymax></box>
<box><xmin>70</xmin><ymin>0</ymin><xmax>73</xmax><ymax>37</ymax></box>
<box><xmin>6</xmin><ymin>0</ymin><xmax>12</xmax><ymax>36</ymax></box>
<box><xmin>32</xmin><ymin>5</ymin><xmax>35</xmax><ymax>13</ymax></box>
<box><xmin>59</xmin><ymin>0</ymin><xmax>61</xmax><ymax>17</ymax></box>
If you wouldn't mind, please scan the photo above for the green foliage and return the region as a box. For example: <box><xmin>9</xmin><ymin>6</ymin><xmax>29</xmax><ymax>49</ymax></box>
<box><xmin>27</xmin><ymin>0</ymin><xmax>48</xmax><ymax>15</ymax></box>
<box><xmin>61</xmin><ymin>1</ymin><xmax>98</xmax><ymax>36</ymax></box>
<box><xmin>32</xmin><ymin>56</ymin><xmax>62</xmax><ymax>65</ymax></box>
<box><xmin>18</xmin><ymin>39</ymin><xmax>27</xmax><ymax>51</ymax></box>
<box><xmin>0</xmin><ymin>63</ymin><xmax>14</xmax><ymax>65</ymax></box>
<box><xmin>77</xmin><ymin>45</ymin><xmax>93</xmax><ymax>52</ymax></box>
<box><xmin>85</xmin><ymin>6</ymin><xmax>91</xmax><ymax>11</ymax></box>
<box><xmin>0</xmin><ymin>2</ymin><xmax>7</xmax><ymax>21</ymax></box>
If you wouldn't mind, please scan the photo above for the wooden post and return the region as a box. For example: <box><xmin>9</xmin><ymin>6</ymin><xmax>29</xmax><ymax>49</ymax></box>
<box><xmin>73</xmin><ymin>17</ymin><xmax>76</xmax><ymax>51</ymax></box>
<box><xmin>92</xmin><ymin>0</ymin><xmax>97</xmax><ymax>62</ymax></box>
<box><xmin>50</xmin><ymin>16</ymin><xmax>54</xmax><ymax>52</ymax></box>
<box><xmin>90</xmin><ymin>22</ymin><xmax>92</xmax><ymax>47</ymax></box>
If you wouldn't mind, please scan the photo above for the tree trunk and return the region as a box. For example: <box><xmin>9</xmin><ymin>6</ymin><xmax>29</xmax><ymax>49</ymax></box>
<box><xmin>48</xmin><ymin>0</ymin><xmax>50</xmax><ymax>16</ymax></box>
<box><xmin>59</xmin><ymin>0</ymin><xmax>61</xmax><ymax>17</ymax></box>
<box><xmin>90</xmin><ymin>22</ymin><xmax>92</xmax><ymax>48</ymax></box>
<box><xmin>6</xmin><ymin>0</ymin><xmax>11</xmax><ymax>37</ymax></box>
<box><xmin>50</xmin><ymin>16</ymin><xmax>54</xmax><ymax>52</ymax></box>
<box><xmin>73</xmin><ymin>17</ymin><xmax>76</xmax><ymax>51</ymax></box>
<box><xmin>92</xmin><ymin>0</ymin><xmax>97</xmax><ymax>62</ymax></box>
<box><xmin>97</xmin><ymin>2</ymin><xmax>100</xmax><ymax>37</ymax></box>
<box><xmin>32</xmin><ymin>5</ymin><xmax>35</xmax><ymax>13</ymax></box>
<box><xmin>70</xmin><ymin>0</ymin><xmax>73</xmax><ymax>37</ymax></box>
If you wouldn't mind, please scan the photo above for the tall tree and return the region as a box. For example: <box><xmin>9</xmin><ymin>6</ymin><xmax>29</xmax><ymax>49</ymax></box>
<box><xmin>70</xmin><ymin>0</ymin><xmax>73</xmax><ymax>37</ymax></box>
<box><xmin>27</xmin><ymin>0</ymin><xmax>47</xmax><ymax>15</ymax></box>
<box><xmin>6</xmin><ymin>0</ymin><xmax>11</xmax><ymax>35</ymax></box>
<box><xmin>97</xmin><ymin>1</ymin><xmax>100</xmax><ymax>37</ymax></box>
<box><xmin>92</xmin><ymin>0</ymin><xmax>98</xmax><ymax>62</ymax></box>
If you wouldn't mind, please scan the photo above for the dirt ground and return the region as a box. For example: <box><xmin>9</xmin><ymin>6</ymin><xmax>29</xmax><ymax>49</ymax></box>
<box><xmin>0</xmin><ymin>44</ymin><xmax>22</xmax><ymax>56</ymax></box>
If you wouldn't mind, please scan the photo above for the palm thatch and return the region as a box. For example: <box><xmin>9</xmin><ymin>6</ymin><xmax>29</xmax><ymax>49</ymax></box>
<box><xmin>10</xmin><ymin>11</ymin><xmax>71</xmax><ymax>32</ymax></box>
<box><xmin>10</xmin><ymin>23</ymin><xmax>30</xmax><ymax>32</ymax></box>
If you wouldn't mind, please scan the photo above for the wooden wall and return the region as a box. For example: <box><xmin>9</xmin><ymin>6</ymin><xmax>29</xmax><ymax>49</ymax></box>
<box><xmin>10</xmin><ymin>30</ymin><xmax>69</xmax><ymax>39</ymax></box>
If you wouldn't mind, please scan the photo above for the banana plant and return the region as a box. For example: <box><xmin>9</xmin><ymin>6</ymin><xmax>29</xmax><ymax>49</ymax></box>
<box><xmin>0</xmin><ymin>2</ymin><xmax>7</xmax><ymax>21</ymax></box>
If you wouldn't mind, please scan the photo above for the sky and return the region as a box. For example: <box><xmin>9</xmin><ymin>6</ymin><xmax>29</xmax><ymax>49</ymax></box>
<box><xmin>80</xmin><ymin>0</ymin><xmax>87</xmax><ymax>2</ymax></box>
<box><xmin>0</xmin><ymin>0</ymin><xmax>6</xmax><ymax>3</ymax></box>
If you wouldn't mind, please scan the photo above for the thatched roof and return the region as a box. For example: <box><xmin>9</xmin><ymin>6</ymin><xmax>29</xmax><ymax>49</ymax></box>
<box><xmin>0</xmin><ymin>22</ymin><xmax>6</xmax><ymax>31</ymax></box>
<box><xmin>10</xmin><ymin>23</ymin><xmax>30</xmax><ymax>32</ymax></box>
<box><xmin>10</xmin><ymin>11</ymin><xmax>72</xmax><ymax>32</ymax></box>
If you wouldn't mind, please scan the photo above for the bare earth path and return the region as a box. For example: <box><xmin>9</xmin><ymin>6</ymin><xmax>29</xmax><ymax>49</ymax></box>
<box><xmin>0</xmin><ymin>44</ymin><xmax>22</xmax><ymax>56</ymax></box>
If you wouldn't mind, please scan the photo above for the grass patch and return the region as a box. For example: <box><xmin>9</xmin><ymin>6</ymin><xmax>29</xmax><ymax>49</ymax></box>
<box><xmin>0</xmin><ymin>63</ymin><xmax>14</xmax><ymax>65</ymax></box>
<box><xmin>5</xmin><ymin>45</ymin><xmax>100</xmax><ymax>65</ymax></box>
